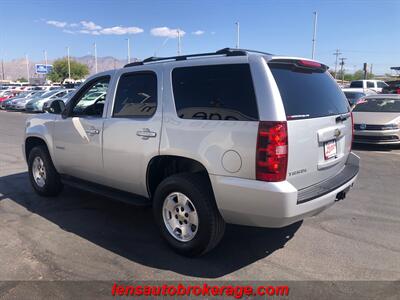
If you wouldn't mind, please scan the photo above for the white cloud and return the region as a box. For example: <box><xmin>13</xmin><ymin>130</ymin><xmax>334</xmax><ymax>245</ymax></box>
<box><xmin>69</xmin><ymin>23</ymin><xmax>79</xmax><ymax>28</ymax></box>
<box><xmin>192</xmin><ymin>30</ymin><xmax>205</xmax><ymax>35</ymax></box>
<box><xmin>151</xmin><ymin>27</ymin><xmax>185</xmax><ymax>38</ymax></box>
<box><xmin>63</xmin><ymin>29</ymin><xmax>75</xmax><ymax>34</ymax></box>
<box><xmin>99</xmin><ymin>26</ymin><xmax>144</xmax><ymax>35</ymax></box>
<box><xmin>46</xmin><ymin>20</ymin><xmax>67</xmax><ymax>28</ymax></box>
<box><xmin>80</xmin><ymin>21</ymin><xmax>102</xmax><ymax>31</ymax></box>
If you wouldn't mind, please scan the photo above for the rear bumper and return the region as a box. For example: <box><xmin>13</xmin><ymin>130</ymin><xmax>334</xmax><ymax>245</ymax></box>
<box><xmin>210</xmin><ymin>152</ymin><xmax>360</xmax><ymax>228</ymax></box>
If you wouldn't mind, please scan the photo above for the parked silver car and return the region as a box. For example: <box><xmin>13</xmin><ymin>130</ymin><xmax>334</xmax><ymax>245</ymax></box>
<box><xmin>353</xmin><ymin>94</ymin><xmax>400</xmax><ymax>144</ymax></box>
<box><xmin>25</xmin><ymin>89</ymin><xmax>73</xmax><ymax>112</ymax></box>
<box><xmin>24</xmin><ymin>48</ymin><xmax>359</xmax><ymax>256</ymax></box>
<box><xmin>5</xmin><ymin>91</ymin><xmax>45</xmax><ymax>110</ymax></box>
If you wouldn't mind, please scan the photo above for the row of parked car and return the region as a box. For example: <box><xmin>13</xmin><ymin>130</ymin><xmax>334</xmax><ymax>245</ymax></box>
<box><xmin>0</xmin><ymin>88</ymin><xmax>75</xmax><ymax>112</ymax></box>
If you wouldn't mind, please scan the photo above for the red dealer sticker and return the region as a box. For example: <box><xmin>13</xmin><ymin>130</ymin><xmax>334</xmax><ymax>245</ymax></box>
<box><xmin>324</xmin><ymin>140</ymin><xmax>337</xmax><ymax>160</ymax></box>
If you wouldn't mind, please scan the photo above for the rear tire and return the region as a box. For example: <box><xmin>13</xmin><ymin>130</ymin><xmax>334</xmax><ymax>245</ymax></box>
<box><xmin>153</xmin><ymin>173</ymin><xmax>225</xmax><ymax>257</ymax></box>
<box><xmin>28</xmin><ymin>145</ymin><xmax>63</xmax><ymax>197</ymax></box>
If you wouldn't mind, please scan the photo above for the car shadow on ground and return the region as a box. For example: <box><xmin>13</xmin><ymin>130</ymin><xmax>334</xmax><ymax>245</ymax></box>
<box><xmin>0</xmin><ymin>172</ymin><xmax>301</xmax><ymax>278</ymax></box>
<box><xmin>352</xmin><ymin>143</ymin><xmax>400</xmax><ymax>152</ymax></box>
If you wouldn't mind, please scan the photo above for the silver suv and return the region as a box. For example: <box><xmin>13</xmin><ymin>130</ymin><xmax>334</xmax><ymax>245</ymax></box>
<box><xmin>24</xmin><ymin>48</ymin><xmax>360</xmax><ymax>256</ymax></box>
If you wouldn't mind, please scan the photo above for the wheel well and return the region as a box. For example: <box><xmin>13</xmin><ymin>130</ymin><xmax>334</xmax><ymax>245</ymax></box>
<box><xmin>25</xmin><ymin>137</ymin><xmax>47</xmax><ymax>161</ymax></box>
<box><xmin>147</xmin><ymin>155</ymin><xmax>210</xmax><ymax>198</ymax></box>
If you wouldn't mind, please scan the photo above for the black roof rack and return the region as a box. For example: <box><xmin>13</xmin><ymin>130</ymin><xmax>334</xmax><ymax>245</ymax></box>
<box><xmin>123</xmin><ymin>48</ymin><xmax>272</xmax><ymax>68</ymax></box>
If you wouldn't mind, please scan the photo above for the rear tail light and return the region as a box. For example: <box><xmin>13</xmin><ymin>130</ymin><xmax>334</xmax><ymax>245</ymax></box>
<box><xmin>256</xmin><ymin>121</ymin><xmax>288</xmax><ymax>182</ymax></box>
<box><xmin>350</xmin><ymin>112</ymin><xmax>354</xmax><ymax>151</ymax></box>
<box><xmin>396</xmin><ymin>88</ymin><xmax>400</xmax><ymax>94</ymax></box>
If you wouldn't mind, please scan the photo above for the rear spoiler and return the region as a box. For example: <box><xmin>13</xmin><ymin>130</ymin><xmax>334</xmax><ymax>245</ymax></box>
<box><xmin>268</xmin><ymin>59</ymin><xmax>328</xmax><ymax>72</ymax></box>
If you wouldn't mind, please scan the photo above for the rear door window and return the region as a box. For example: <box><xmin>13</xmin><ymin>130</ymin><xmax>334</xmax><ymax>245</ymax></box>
<box><xmin>350</xmin><ymin>81</ymin><xmax>363</xmax><ymax>88</ymax></box>
<box><xmin>172</xmin><ymin>64</ymin><xmax>258</xmax><ymax>121</ymax></box>
<box><xmin>268</xmin><ymin>61</ymin><xmax>349</xmax><ymax>119</ymax></box>
<box><xmin>367</xmin><ymin>81</ymin><xmax>374</xmax><ymax>88</ymax></box>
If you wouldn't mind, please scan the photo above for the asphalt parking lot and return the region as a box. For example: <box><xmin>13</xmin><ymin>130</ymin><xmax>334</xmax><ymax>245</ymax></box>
<box><xmin>0</xmin><ymin>110</ymin><xmax>399</xmax><ymax>282</ymax></box>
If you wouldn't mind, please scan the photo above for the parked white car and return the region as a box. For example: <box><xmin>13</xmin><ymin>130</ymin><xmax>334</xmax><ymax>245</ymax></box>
<box><xmin>349</xmin><ymin>80</ymin><xmax>388</xmax><ymax>93</ymax></box>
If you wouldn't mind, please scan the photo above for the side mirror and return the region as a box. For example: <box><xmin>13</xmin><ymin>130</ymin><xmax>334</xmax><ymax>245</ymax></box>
<box><xmin>44</xmin><ymin>99</ymin><xmax>65</xmax><ymax>114</ymax></box>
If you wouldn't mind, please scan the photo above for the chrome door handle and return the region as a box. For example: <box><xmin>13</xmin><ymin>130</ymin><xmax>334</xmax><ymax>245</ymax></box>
<box><xmin>85</xmin><ymin>128</ymin><xmax>100</xmax><ymax>136</ymax></box>
<box><xmin>136</xmin><ymin>128</ymin><xmax>157</xmax><ymax>140</ymax></box>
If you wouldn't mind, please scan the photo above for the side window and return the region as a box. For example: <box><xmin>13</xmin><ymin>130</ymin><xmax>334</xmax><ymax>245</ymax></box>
<box><xmin>172</xmin><ymin>64</ymin><xmax>258</xmax><ymax>121</ymax></box>
<box><xmin>71</xmin><ymin>77</ymin><xmax>110</xmax><ymax>117</ymax></box>
<box><xmin>113</xmin><ymin>72</ymin><xmax>157</xmax><ymax>118</ymax></box>
<box><xmin>377</xmin><ymin>81</ymin><xmax>387</xmax><ymax>88</ymax></box>
<box><xmin>367</xmin><ymin>81</ymin><xmax>374</xmax><ymax>88</ymax></box>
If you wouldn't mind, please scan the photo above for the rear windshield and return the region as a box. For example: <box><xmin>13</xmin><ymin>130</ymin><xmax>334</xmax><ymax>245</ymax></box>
<box><xmin>344</xmin><ymin>92</ymin><xmax>365</xmax><ymax>100</ymax></box>
<box><xmin>269</xmin><ymin>62</ymin><xmax>349</xmax><ymax>119</ymax></box>
<box><xmin>350</xmin><ymin>81</ymin><xmax>363</xmax><ymax>88</ymax></box>
<box><xmin>353</xmin><ymin>98</ymin><xmax>400</xmax><ymax>113</ymax></box>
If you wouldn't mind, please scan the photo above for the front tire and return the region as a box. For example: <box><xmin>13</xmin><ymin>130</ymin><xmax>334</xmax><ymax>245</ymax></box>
<box><xmin>153</xmin><ymin>173</ymin><xmax>225</xmax><ymax>257</ymax></box>
<box><xmin>28</xmin><ymin>145</ymin><xmax>63</xmax><ymax>197</ymax></box>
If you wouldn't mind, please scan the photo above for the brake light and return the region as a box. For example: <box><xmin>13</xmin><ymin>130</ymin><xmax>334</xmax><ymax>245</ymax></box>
<box><xmin>396</xmin><ymin>88</ymin><xmax>400</xmax><ymax>94</ymax></box>
<box><xmin>256</xmin><ymin>121</ymin><xmax>288</xmax><ymax>182</ymax></box>
<box><xmin>298</xmin><ymin>60</ymin><xmax>321</xmax><ymax>68</ymax></box>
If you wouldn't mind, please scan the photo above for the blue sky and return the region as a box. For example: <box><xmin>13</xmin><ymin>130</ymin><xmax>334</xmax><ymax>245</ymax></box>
<box><xmin>1</xmin><ymin>0</ymin><xmax>399</xmax><ymax>74</ymax></box>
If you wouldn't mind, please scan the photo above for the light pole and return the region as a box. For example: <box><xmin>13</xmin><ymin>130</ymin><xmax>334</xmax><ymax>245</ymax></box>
<box><xmin>126</xmin><ymin>38</ymin><xmax>131</xmax><ymax>63</ymax></box>
<box><xmin>177</xmin><ymin>29</ymin><xmax>181</xmax><ymax>55</ymax></box>
<box><xmin>93</xmin><ymin>42</ymin><xmax>98</xmax><ymax>73</ymax></box>
<box><xmin>43</xmin><ymin>50</ymin><xmax>48</xmax><ymax>83</ymax></box>
<box><xmin>25</xmin><ymin>54</ymin><xmax>30</xmax><ymax>82</ymax></box>
<box><xmin>66</xmin><ymin>47</ymin><xmax>71</xmax><ymax>80</ymax></box>
<box><xmin>1</xmin><ymin>51</ymin><xmax>4</xmax><ymax>80</ymax></box>
<box><xmin>311</xmin><ymin>12</ymin><xmax>318</xmax><ymax>59</ymax></box>
<box><xmin>235</xmin><ymin>21</ymin><xmax>240</xmax><ymax>49</ymax></box>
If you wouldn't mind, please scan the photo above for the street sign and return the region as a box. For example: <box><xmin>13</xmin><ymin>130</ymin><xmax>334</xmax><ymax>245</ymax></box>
<box><xmin>35</xmin><ymin>64</ymin><xmax>53</xmax><ymax>74</ymax></box>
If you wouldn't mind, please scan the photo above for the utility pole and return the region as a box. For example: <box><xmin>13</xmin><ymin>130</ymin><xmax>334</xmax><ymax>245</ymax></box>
<box><xmin>93</xmin><ymin>42</ymin><xmax>98</xmax><ymax>73</ymax></box>
<box><xmin>339</xmin><ymin>57</ymin><xmax>347</xmax><ymax>84</ymax></box>
<box><xmin>333</xmin><ymin>49</ymin><xmax>342</xmax><ymax>79</ymax></box>
<box><xmin>235</xmin><ymin>21</ymin><xmax>240</xmax><ymax>49</ymax></box>
<box><xmin>25</xmin><ymin>54</ymin><xmax>30</xmax><ymax>82</ymax></box>
<box><xmin>311</xmin><ymin>12</ymin><xmax>318</xmax><ymax>59</ymax></box>
<box><xmin>177</xmin><ymin>29</ymin><xmax>181</xmax><ymax>55</ymax></box>
<box><xmin>66</xmin><ymin>47</ymin><xmax>71</xmax><ymax>80</ymax></box>
<box><xmin>126</xmin><ymin>38</ymin><xmax>131</xmax><ymax>63</ymax></box>
<box><xmin>369</xmin><ymin>64</ymin><xmax>373</xmax><ymax>79</ymax></box>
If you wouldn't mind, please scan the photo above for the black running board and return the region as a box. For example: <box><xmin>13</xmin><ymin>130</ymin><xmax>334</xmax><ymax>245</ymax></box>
<box><xmin>60</xmin><ymin>175</ymin><xmax>151</xmax><ymax>206</ymax></box>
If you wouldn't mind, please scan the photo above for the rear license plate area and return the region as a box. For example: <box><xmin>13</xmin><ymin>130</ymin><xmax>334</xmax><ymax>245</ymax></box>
<box><xmin>324</xmin><ymin>140</ymin><xmax>337</xmax><ymax>160</ymax></box>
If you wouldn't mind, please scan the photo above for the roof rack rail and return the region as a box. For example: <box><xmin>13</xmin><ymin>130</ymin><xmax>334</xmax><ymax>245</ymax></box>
<box><xmin>123</xmin><ymin>48</ymin><xmax>271</xmax><ymax>68</ymax></box>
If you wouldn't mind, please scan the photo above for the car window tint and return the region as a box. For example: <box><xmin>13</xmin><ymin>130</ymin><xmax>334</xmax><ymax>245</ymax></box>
<box><xmin>113</xmin><ymin>72</ymin><xmax>157</xmax><ymax>118</ymax></box>
<box><xmin>172</xmin><ymin>64</ymin><xmax>258</xmax><ymax>121</ymax></box>
<box><xmin>367</xmin><ymin>81</ymin><xmax>374</xmax><ymax>88</ymax></box>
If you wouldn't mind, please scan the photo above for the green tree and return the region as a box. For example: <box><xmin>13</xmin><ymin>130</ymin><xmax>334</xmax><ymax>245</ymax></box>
<box><xmin>16</xmin><ymin>77</ymin><xmax>27</xmax><ymax>82</ymax></box>
<box><xmin>48</xmin><ymin>58</ymin><xmax>89</xmax><ymax>83</ymax></box>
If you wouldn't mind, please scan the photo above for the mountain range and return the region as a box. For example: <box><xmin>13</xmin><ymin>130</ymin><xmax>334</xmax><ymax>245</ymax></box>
<box><xmin>1</xmin><ymin>56</ymin><xmax>132</xmax><ymax>81</ymax></box>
